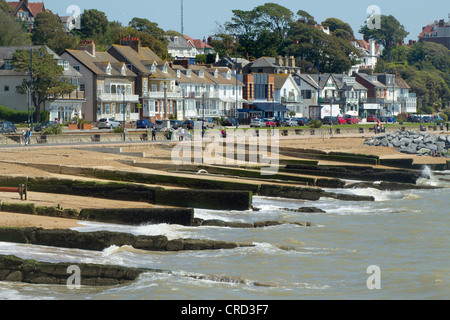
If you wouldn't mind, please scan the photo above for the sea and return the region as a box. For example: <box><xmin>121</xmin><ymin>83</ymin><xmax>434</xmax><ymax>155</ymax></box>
<box><xmin>0</xmin><ymin>166</ymin><xmax>448</xmax><ymax>302</ymax></box>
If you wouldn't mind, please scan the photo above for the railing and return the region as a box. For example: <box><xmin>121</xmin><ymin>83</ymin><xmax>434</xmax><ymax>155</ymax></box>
<box><xmin>143</xmin><ymin>91</ymin><xmax>183</xmax><ymax>99</ymax></box>
<box><xmin>55</xmin><ymin>91</ymin><xmax>85</xmax><ymax>101</ymax></box>
<box><xmin>98</xmin><ymin>93</ymin><xmax>140</xmax><ymax>102</ymax></box>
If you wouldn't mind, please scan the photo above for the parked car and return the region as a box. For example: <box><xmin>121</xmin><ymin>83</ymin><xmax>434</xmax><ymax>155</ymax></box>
<box><xmin>170</xmin><ymin>120</ymin><xmax>183</xmax><ymax>129</ymax></box>
<box><xmin>203</xmin><ymin>118</ymin><xmax>215</xmax><ymax>129</ymax></box>
<box><xmin>337</xmin><ymin>116</ymin><xmax>347</xmax><ymax>124</ymax></box>
<box><xmin>98</xmin><ymin>118</ymin><xmax>121</xmax><ymax>129</ymax></box>
<box><xmin>366</xmin><ymin>115</ymin><xmax>378</xmax><ymax>122</ymax></box>
<box><xmin>284</xmin><ymin>118</ymin><xmax>298</xmax><ymax>127</ymax></box>
<box><xmin>387</xmin><ymin>116</ymin><xmax>397</xmax><ymax>123</ymax></box>
<box><xmin>322</xmin><ymin>116</ymin><xmax>339</xmax><ymax>125</ymax></box>
<box><xmin>250</xmin><ymin>118</ymin><xmax>266</xmax><ymax>128</ymax></box>
<box><xmin>294</xmin><ymin>117</ymin><xmax>310</xmax><ymax>126</ymax></box>
<box><xmin>183</xmin><ymin>120</ymin><xmax>195</xmax><ymax>130</ymax></box>
<box><xmin>0</xmin><ymin>121</ymin><xmax>17</xmax><ymax>134</ymax></box>
<box><xmin>136</xmin><ymin>119</ymin><xmax>154</xmax><ymax>129</ymax></box>
<box><xmin>265</xmin><ymin>119</ymin><xmax>276</xmax><ymax>127</ymax></box>
<box><xmin>345</xmin><ymin>115</ymin><xmax>360</xmax><ymax>124</ymax></box>
<box><xmin>222</xmin><ymin>118</ymin><xmax>237</xmax><ymax>126</ymax></box>
<box><xmin>34</xmin><ymin>121</ymin><xmax>59</xmax><ymax>132</ymax></box>
<box><xmin>422</xmin><ymin>115</ymin><xmax>432</xmax><ymax>123</ymax></box>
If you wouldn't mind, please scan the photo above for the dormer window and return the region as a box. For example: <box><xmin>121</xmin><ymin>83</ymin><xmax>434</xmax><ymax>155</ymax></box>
<box><xmin>177</xmin><ymin>70</ymin><xmax>181</xmax><ymax>78</ymax></box>
<box><xmin>121</xmin><ymin>64</ymin><xmax>127</xmax><ymax>75</ymax></box>
<box><xmin>4</xmin><ymin>60</ymin><xmax>11</xmax><ymax>70</ymax></box>
<box><xmin>214</xmin><ymin>70</ymin><xmax>218</xmax><ymax>78</ymax></box>
<box><xmin>226</xmin><ymin>70</ymin><xmax>231</xmax><ymax>80</ymax></box>
<box><xmin>186</xmin><ymin>70</ymin><xmax>191</xmax><ymax>77</ymax></box>
<box><xmin>150</xmin><ymin>64</ymin><xmax>156</xmax><ymax>73</ymax></box>
<box><xmin>199</xmin><ymin>70</ymin><xmax>204</xmax><ymax>78</ymax></box>
<box><xmin>106</xmin><ymin>63</ymin><xmax>112</xmax><ymax>75</ymax></box>
<box><xmin>163</xmin><ymin>65</ymin><xmax>168</xmax><ymax>73</ymax></box>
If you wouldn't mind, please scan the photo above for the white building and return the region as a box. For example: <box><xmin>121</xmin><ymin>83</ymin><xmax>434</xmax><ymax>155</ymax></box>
<box><xmin>0</xmin><ymin>45</ymin><xmax>85</xmax><ymax>124</ymax></box>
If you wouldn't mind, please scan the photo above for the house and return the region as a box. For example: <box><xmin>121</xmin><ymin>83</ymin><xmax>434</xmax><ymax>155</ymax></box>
<box><xmin>106</xmin><ymin>37</ymin><xmax>182</xmax><ymax>121</ymax></box>
<box><xmin>183</xmin><ymin>35</ymin><xmax>215</xmax><ymax>56</ymax></box>
<box><xmin>293</xmin><ymin>73</ymin><xmax>320</xmax><ymax>118</ymax></box>
<box><xmin>332</xmin><ymin>74</ymin><xmax>368</xmax><ymax>116</ymax></box>
<box><xmin>61</xmin><ymin>40</ymin><xmax>139</xmax><ymax>123</ymax></box>
<box><xmin>349</xmin><ymin>39</ymin><xmax>382</xmax><ymax>75</ymax></box>
<box><xmin>7</xmin><ymin>0</ymin><xmax>49</xmax><ymax>31</ymax></box>
<box><xmin>171</xmin><ymin>61</ymin><xmax>214</xmax><ymax>119</ymax></box>
<box><xmin>353</xmin><ymin>72</ymin><xmax>388</xmax><ymax>117</ymax></box>
<box><xmin>189</xmin><ymin>65</ymin><xmax>245</xmax><ymax>118</ymax></box>
<box><xmin>166</xmin><ymin>36</ymin><xmax>198</xmax><ymax>64</ymax></box>
<box><xmin>395</xmin><ymin>78</ymin><xmax>417</xmax><ymax>114</ymax></box>
<box><xmin>214</xmin><ymin>54</ymin><xmax>250</xmax><ymax>74</ymax></box>
<box><xmin>418</xmin><ymin>18</ymin><xmax>450</xmax><ymax>50</ymax></box>
<box><xmin>273</xmin><ymin>74</ymin><xmax>302</xmax><ymax>116</ymax></box>
<box><xmin>243</xmin><ymin>56</ymin><xmax>301</xmax><ymax>75</ymax></box>
<box><xmin>0</xmin><ymin>45</ymin><xmax>85</xmax><ymax>124</ymax></box>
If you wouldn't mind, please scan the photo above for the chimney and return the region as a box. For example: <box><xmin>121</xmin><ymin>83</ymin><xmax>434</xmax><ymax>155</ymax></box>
<box><xmin>78</xmin><ymin>40</ymin><xmax>96</xmax><ymax>57</ymax></box>
<box><xmin>276</xmin><ymin>56</ymin><xmax>283</xmax><ymax>66</ymax></box>
<box><xmin>122</xmin><ymin>37</ymin><xmax>141</xmax><ymax>53</ymax></box>
<box><xmin>283</xmin><ymin>56</ymin><xmax>289</xmax><ymax>67</ymax></box>
<box><xmin>370</xmin><ymin>40</ymin><xmax>376</xmax><ymax>55</ymax></box>
<box><xmin>289</xmin><ymin>56</ymin><xmax>295</xmax><ymax>68</ymax></box>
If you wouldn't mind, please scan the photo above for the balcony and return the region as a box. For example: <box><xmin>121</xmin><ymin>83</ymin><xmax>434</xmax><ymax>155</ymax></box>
<box><xmin>98</xmin><ymin>93</ymin><xmax>140</xmax><ymax>103</ymax></box>
<box><xmin>143</xmin><ymin>91</ymin><xmax>183</xmax><ymax>100</ymax></box>
<box><xmin>55</xmin><ymin>91</ymin><xmax>85</xmax><ymax>101</ymax></box>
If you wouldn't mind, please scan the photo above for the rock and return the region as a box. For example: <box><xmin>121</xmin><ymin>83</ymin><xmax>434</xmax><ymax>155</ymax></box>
<box><xmin>296</xmin><ymin>207</ymin><xmax>326</xmax><ymax>213</ymax></box>
<box><xmin>417</xmin><ymin>148</ymin><xmax>431</xmax><ymax>155</ymax></box>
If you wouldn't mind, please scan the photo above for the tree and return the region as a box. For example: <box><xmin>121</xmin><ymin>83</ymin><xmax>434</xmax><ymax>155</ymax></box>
<box><xmin>297</xmin><ymin>10</ymin><xmax>316</xmax><ymax>26</ymax></box>
<box><xmin>11</xmin><ymin>47</ymin><xmax>77</xmax><ymax>123</ymax></box>
<box><xmin>0</xmin><ymin>0</ymin><xmax>11</xmax><ymax>13</ymax></box>
<box><xmin>0</xmin><ymin>10</ymin><xmax>31</xmax><ymax>46</ymax></box>
<box><xmin>322</xmin><ymin>18</ymin><xmax>354</xmax><ymax>40</ymax></box>
<box><xmin>31</xmin><ymin>12</ymin><xmax>79</xmax><ymax>54</ymax></box>
<box><xmin>77</xmin><ymin>9</ymin><xmax>109</xmax><ymax>41</ymax></box>
<box><xmin>128</xmin><ymin>17</ymin><xmax>165</xmax><ymax>41</ymax></box>
<box><xmin>255</xmin><ymin>3</ymin><xmax>294</xmax><ymax>40</ymax></box>
<box><xmin>113</xmin><ymin>27</ymin><xmax>169</xmax><ymax>60</ymax></box>
<box><xmin>359</xmin><ymin>15</ymin><xmax>409</xmax><ymax>62</ymax></box>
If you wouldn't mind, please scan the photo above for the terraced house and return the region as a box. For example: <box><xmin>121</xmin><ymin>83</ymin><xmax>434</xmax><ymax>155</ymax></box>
<box><xmin>61</xmin><ymin>40</ymin><xmax>140</xmax><ymax>124</ymax></box>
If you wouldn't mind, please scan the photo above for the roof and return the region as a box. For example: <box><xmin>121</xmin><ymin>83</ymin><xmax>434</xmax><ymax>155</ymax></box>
<box><xmin>0</xmin><ymin>45</ymin><xmax>82</xmax><ymax>78</ymax></box>
<box><xmin>8</xmin><ymin>0</ymin><xmax>49</xmax><ymax>18</ymax></box>
<box><xmin>166</xmin><ymin>36</ymin><xmax>192</xmax><ymax>50</ymax></box>
<box><xmin>250</xmin><ymin>57</ymin><xmax>276</xmax><ymax>68</ymax></box>
<box><xmin>63</xmin><ymin>49</ymin><xmax>135</xmax><ymax>77</ymax></box>
<box><xmin>395</xmin><ymin>78</ymin><xmax>411</xmax><ymax>89</ymax></box>
<box><xmin>108</xmin><ymin>45</ymin><xmax>172</xmax><ymax>80</ymax></box>
<box><xmin>272</xmin><ymin>74</ymin><xmax>291</xmax><ymax>89</ymax></box>
<box><xmin>183</xmin><ymin>35</ymin><xmax>214</xmax><ymax>50</ymax></box>
<box><xmin>190</xmin><ymin>65</ymin><xmax>244</xmax><ymax>86</ymax></box>
<box><xmin>354</xmin><ymin>72</ymin><xmax>387</xmax><ymax>89</ymax></box>
<box><xmin>169</xmin><ymin>64</ymin><xmax>213</xmax><ymax>85</ymax></box>
<box><xmin>294</xmin><ymin>74</ymin><xmax>319</xmax><ymax>90</ymax></box>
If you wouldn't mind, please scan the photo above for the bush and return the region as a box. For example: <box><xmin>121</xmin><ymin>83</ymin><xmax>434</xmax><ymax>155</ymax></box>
<box><xmin>41</xmin><ymin>125</ymin><xmax>62</xmax><ymax>135</ymax></box>
<box><xmin>309</xmin><ymin>119</ymin><xmax>322</xmax><ymax>128</ymax></box>
<box><xmin>439</xmin><ymin>112</ymin><xmax>448</xmax><ymax>122</ymax></box>
<box><xmin>0</xmin><ymin>105</ymin><xmax>49</xmax><ymax>123</ymax></box>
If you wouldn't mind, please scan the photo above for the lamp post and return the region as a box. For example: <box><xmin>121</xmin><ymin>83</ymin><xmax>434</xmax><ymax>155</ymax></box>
<box><xmin>122</xmin><ymin>87</ymin><xmax>126</xmax><ymax>141</ymax></box>
<box><xmin>235</xmin><ymin>56</ymin><xmax>238</xmax><ymax>129</ymax></box>
<box><xmin>163</xmin><ymin>83</ymin><xmax>168</xmax><ymax>120</ymax></box>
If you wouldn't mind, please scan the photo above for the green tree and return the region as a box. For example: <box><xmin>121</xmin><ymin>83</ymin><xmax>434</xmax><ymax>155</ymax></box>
<box><xmin>11</xmin><ymin>47</ymin><xmax>77</xmax><ymax>123</ymax></box>
<box><xmin>31</xmin><ymin>11</ymin><xmax>79</xmax><ymax>54</ymax></box>
<box><xmin>77</xmin><ymin>9</ymin><xmax>109</xmax><ymax>42</ymax></box>
<box><xmin>359</xmin><ymin>15</ymin><xmax>409</xmax><ymax>62</ymax></box>
<box><xmin>128</xmin><ymin>17</ymin><xmax>166</xmax><ymax>41</ymax></box>
<box><xmin>113</xmin><ymin>27</ymin><xmax>169</xmax><ymax>60</ymax></box>
<box><xmin>0</xmin><ymin>0</ymin><xmax>11</xmax><ymax>13</ymax></box>
<box><xmin>0</xmin><ymin>10</ymin><xmax>31</xmax><ymax>46</ymax></box>
<box><xmin>322</xmin><ymin>17</ymin><xmax>354</xmax><ymax>40</ymax></box>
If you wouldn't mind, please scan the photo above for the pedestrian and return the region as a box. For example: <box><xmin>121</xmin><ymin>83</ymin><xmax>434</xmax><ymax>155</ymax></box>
<box><xmin>21</xmin><ymin>130</ymin><xmax>25</xmax><ymax>146</ymax></box>
<box><xmin>446</xmin><ymin>122</ymin><xmax>449</xmax><ymax>132</ymax></box>
<box><xmin>25</xmin><ymin>128</ymin><xmax>31</xmax><ymax>145</ymax></box>
<box><xmin>151</xmin><ymin>127</ymin><xmax>156</xmax><ymax>141</ymax></box>
<box><xmin>329</xmin><ymin>118</ymin><xmax>333</xmax><ymax>135</ymax></box>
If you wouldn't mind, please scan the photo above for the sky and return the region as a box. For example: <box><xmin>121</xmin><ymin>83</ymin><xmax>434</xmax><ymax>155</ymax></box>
<box><xmin>45</xmin><ymin>0</ymin><xmax>450</xmax><ymax>41</ymax></box>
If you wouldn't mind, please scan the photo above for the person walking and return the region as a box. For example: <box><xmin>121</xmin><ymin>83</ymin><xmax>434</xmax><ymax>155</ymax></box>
<box><xmin>25</xmin><ymin>128</ymin><xmax>31</xmax><ymax>145</ymax></box>
<box><xmin>446</xmin><ymin>121</ymin><xmax>449</xmax><ymax>132</ymax></box>
<box><xmin>151</xmin><ymin>127</ymin><xmax>156</xmax><ymax>141</ymax></box>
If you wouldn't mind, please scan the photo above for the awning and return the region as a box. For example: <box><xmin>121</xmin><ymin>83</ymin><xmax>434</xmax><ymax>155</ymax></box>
<box><xmin>251</xmin><ymin>103</ymin><xmax>290</xmax><ymax>113</ymax></box>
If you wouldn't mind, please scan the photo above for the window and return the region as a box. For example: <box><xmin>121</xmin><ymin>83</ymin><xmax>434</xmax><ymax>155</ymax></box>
<box><xmin>80</xmin><ymin>84</ymin><xmax>86</xmax><ymax>92</ymax></box>
<box><xmin>4</xmin><ymin>85</ymin><xmax>9</xmax><ymax>92</ymax></box>
<box><xmin>73</xmin><ymin>65</ymin><xmax>80</xmax><ymax>71</ymax></box>
<box><xmin>143</xmin><ymin>81</ymin><xmax>147</xmax><ymax>92</ymax></box>
<box><xmin>4</xmin><ymin>61</ymin><xmax>11</xmax><ymax>70</ymax></box>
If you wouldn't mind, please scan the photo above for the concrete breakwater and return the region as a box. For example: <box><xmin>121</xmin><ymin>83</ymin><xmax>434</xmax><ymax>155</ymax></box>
<box><xmin>0</xmin><ymin>227</ymin><xmax>255</xmax><ymax>252</ymax></box>
<box><xmin>364</xmin><ymin>130</ymin><xmax>450</xmax><ymax>158</ymax></box>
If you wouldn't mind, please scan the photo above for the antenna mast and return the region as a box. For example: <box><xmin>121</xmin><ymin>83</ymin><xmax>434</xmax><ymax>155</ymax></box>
<box><xmin>181</xmin><ymin>0</ymin><xmax>184</xmax><ymax>35</ymax></box>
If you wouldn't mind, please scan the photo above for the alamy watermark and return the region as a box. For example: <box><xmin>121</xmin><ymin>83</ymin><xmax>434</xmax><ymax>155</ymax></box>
<box><xmin>66</xmin><ymin>5</ymin><xmax>81</xmax><ymax>30</ymax></box>
<box><xmin>67</xmin><ymin>265</ymin><xmax>81</xmax><ymax>290</ymax></box>
<box><xmin>366</xmin><ymin>5</ymin><xmax>381</xmax><ymax>30</ymax></box>
<box><xmin>366</xmin><ymin>265</ymin><xmax>381</xmax><ymax>290</ymax></box>
<box><xmin>170</xmin><ymin>124</ymin><xmax>280</xmax><ymax>176</ymax></box>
